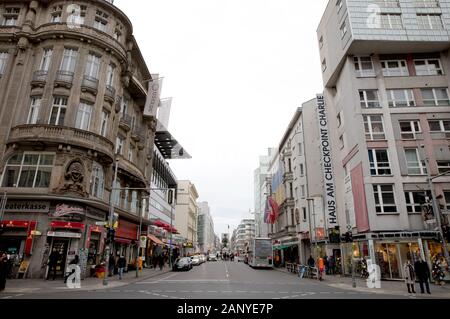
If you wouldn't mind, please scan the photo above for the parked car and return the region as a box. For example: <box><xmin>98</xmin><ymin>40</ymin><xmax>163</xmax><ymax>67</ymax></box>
<box><xmin>173</xmin><ymin>257</ymin><xmax>192</xmax><ymax>271</ymax></box>
<box><xmin>191</xmin><ymin>255</ymin><xmax>201</xmax><ymax>266</ymax></box>
<box><xmin>200</xmin><ymin>255</ymin><xmax>207</xmax><ymax>263</ymax></box>
<box><xmin>208</xmin><ymin>254</ymin><xmax>217</xmax><ymax>261</ymax></box>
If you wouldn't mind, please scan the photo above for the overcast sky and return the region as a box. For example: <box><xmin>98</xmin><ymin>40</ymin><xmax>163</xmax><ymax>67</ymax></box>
<box><xmin>115</xmin><ymin>0</ymin><xmax>329</xmax><ymax>236</ymax></box>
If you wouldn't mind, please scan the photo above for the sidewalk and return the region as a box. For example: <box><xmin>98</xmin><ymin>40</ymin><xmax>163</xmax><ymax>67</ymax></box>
<box><xmin>274</xmin><ymin>267</ymin><xmax>450</xmax><ymax>299</ymax></box>
<box><xmin>1</xmin><ymin>267</ymin><xmax>171</xmax><ymax>294</ymax></box>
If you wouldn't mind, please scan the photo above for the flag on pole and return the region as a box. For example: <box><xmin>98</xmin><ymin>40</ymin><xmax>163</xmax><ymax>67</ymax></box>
<box><xmin>144</xmin><ymin>76</ymin><xmax>164</xmax><ymax>117</ymax></box>
<box><xmin>264</xmin><ymin>196</ymin><xmax>280</xmax><ymax>224</ymax></box>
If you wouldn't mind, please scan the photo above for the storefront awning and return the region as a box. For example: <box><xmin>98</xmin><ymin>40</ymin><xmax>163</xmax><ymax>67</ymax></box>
<box><xmin>115</xmin><ymin>238</ymin><xmax>132</xmax><ymax>245</ymax></box>
<box><xmin>273</xmin><ymin>241</ymin><xmax>299</xmax><ymax>250</ymax></box>
<box><xmin>50</xmin><ymin>221</ymin><xmax>85</xmax><ymax>230</ymax></box>
<box><xmin>148</xmin><ymin>234</ymin><xmax>164</xmax><ymax>245</ymax></box>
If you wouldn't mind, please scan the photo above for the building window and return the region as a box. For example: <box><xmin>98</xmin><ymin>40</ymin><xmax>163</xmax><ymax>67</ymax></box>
<box><xmin>298</xmin><ymin>143</ymin><xmax>303</xmax><ymax>156</ymax></box>
<box><xmin>340</xmin><ymin>21</ymin><xmax>347</xmax><ymax>38</ymax></box>
<box><xmin>336</xmin><ymin>0</ymin><xmax>343</xmax><ymax>10</ymax></box>
<box><xmin>131</xmin><ymin>191</ymin><xmax>138</xmax><ymax>213</ymax></box>
<box><xmin>387</xmin><ymin>89</ymin><xmax>415</xmax><ymax>107</ymax></box>
<box><xmin>319</xmin><ymin>36</ymin><xmax>324</xmax><ymax>49</ymax></box>
<box><xmin>106</xmin><ymin>63</ymin><xmax>115</xmax><ymax>86</ymax></box>
<box><xmin>27</xmin><ymin>97</ymin><xmax>41</xmax><ymax>124</ymax></box>
<box><xmin>94</xmin><ymin>10</ymin><xmax>109</xmax><ymax>32</ymax></box>
<box><xmin>120</xmin><ymin>97</ymin><xmax>128</xmax><ymax>116</ymax></box>
<box><xmin>60</xmin><ymin>48</ymin><xmax>78</xmax><ymax>72</ymax></box>
<box><xmin>302</xmin><ymin>207</ymin><xmax>307</xmax><ymax>221</ymax></box>
<box><xmin>40</xmin><ymin>48</ymin><xmax>53</xmax><ymax>72</ymax></box>
<box><xmin>67</xmin><ymin>4</ymin><xmax>86</xmax><ymax>26</ymax></box>
<box><xmin>300</xmin><ymin>163</ymin><xmax>304</xmax><ymax>176</ymax></box>
<box><xmin>2</xmin><ymin>7</ymin><xmax>20</xmax><ymax>26</ymax></box>
<box><xmin>359</xmin><ymin>90</ymin><xmax>380</xmax><ymax>108</ymax></box>
<box><xmin>417</xmin><ymin>14</ymin><xmax>443</xmax><ymax>29</ymax></box>
<box><xmin>322</xmin><ymin>59</ymin><xmax>327</xmax><ymax>72</ymax></box>
<box><xmin>49</xmin><ymin>97</ymin><xmax>67</xmax><ymax>126</ymax></box>
<box><xmin>128</xmin><ymin>145</ymin><xmax>135</xmax><ymax>162</ymax></box>
<box><xmin>373</xmin><ymin>185</ymin><xmax>397</xmax><ymax>214</ymax></box>
<box><xmin>100</xmin><ymin>110</ymin><xmax>109</xmax><ymax>137</ymax></box>
<box><xmin>75</xmin><ymin>102</ymin><xmax>92</xmax><ymax>131</ymax></box>
<box><xmin>301</xmin><ymin>185</ymin><xmax>306</xmax><ymax>198</ymax></box>
<box><xmin>368</xmin><ymin>149</ymin><xmax>391</xmax><ymax>176</ymax></box>
<box><xmin>399</xmin><ymin>120</ymin><xmax>421</xmax><ymax>139</ymax></box>
<box><xmin>339</xmin><ymin>135</ymin><xmax>345</xmax><ymax>149</ymax></box>
<box><xmin>50</xmin><ymin>5</ymin><xmax>63</xmax><ymax>23</ymax></box>
<box><xmin>437</xmin><ymin>161</ymin><xmax>450</xmax><ymax>174</ymax></box>
<box><xmin>414</xmin><ymin>58</ymin><xmax>443</xmax><ymax>76</ymax></box>
<box><xmin>90</xmin><ymin>162</ymin><xmax>104</xmax><ymax>199</ymax></box>
<box><xmin>337</xmin><ymin>112</ymin><xmax>342</xmax><ymax>127</ymax></box>
<box><xmin>116</xmin><ymin>136</ymin><xmax>125</xmax><ymax>155</ymax></box>
<box><xmin>405</xmin><ymin>148</ymin><xmax>427</xmax><ymax>175</ymax></box>
<box><xmin>445</xmin><ymin>191</ymin><xmax>450</xmax><ymax>210</ymax></box>
<box><xmin>421</xmin><ymin>88</ymin><xmax>450</xmax><ymax>106</ymax></box>
<box><xmin>1</xmin><ymin>153</ymin><xmax>54</xmax><ymax>188</ymax></box>
<box><xmin>405</xmin><ymin>191</ymin><xmax>430</xmax><ymax>213</ymax></box>
<box><xmin>85</xmin><ymin>53</ymin><xmax>101</xmax><ymax>79</ymax></box>
<box><xmin>381</xmin><ymin>59</ymin><xmax>409</xmax><ymax>76</ymax></box>
<box><xmin>428</xmin><ymin>120</ymin><xmax>450</xmax><ymax>133</ymax></box>
<box><xmin>380</xmin><ymin>13</ymin><xmax>403</xmax><ymax>29</ymax></box>
<box><xmin>0</xmin><ymin>52</ymin><xmax>9</xmax><ymax>76</ymax></box>
<box><xmin>364</xmin><ymin>115</ymin><xmax>385</xmax><ymax>140</ymax></box>
<box><xmin>354</xmin><ymin>56</ymin><xmax>375</xmax><ymax>77</ymax></box>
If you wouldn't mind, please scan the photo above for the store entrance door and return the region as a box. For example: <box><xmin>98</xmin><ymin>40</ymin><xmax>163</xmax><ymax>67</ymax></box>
<box><xmin>50</xmin><ymin>239</ymin><xmax>70</xmax><ymax>279</ymax></box>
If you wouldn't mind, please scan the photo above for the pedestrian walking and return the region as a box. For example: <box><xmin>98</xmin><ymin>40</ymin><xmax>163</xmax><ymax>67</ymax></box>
<box><xmin>324</xmin><ymin>255</ymin><xmax>329</xmax><ymax>275</ymax></box>
<box><xmin>328</xmin><ymin>256</ymin><xmax>336</xmax><ymax>275</ymax></box>
<box><xmin>158</xmin><ymin>252</ymin><xmax>165</xmax><ymax>270</ymax></box>
<box><xmin>47</xmin><ymin>248</ymin><xmax>60</xmax><ymax>280</ymax></box>
<box><xmin>64</xmin><ymin>255</ymin><xmax>79</xmax><ymax>284</ymax></box>
<box><xmin>403</xmin><ymin>260</ymin><xmax>416</xmax><ymax>294</ymax></box>
<box><xmin>0</xmin><ymin>252</ymin><xmax>8</xmax><ymax>292</ymax></box>
<box><xmin>108</xmin><ymin>254</ymin><xmax>115</xmax><ymax>277</ymax></box>
<box><xmin>414</xmin><ymin>258</ymin><xmax>431</xmax><ymax>295</ymax></box>
<box><xmin>317</xmin><ymin>256</ymin><xmax>325</xmax><ymax>281</ymax></box>
<box><xmin>307</xmin><ymin>255</ymin><xmax>315</xmax><ymax>267</ymax></box>
<box><xmin>117</xmin><ymin>255</ymin><xmax>126</xmax><ymax>280</ymax></box>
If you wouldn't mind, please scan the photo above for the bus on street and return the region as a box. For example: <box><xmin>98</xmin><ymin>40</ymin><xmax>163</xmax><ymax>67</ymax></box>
<box><xmin>248</xmin><ymin>238</ymin><xmax>273</xmax><ymax>269</ymax></box>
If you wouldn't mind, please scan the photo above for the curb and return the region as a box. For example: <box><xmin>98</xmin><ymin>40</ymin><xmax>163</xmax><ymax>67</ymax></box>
<box><xmin>2</xmin><ymin>269</ymin><xmax>172</xmax><ymax>294</ymax></box>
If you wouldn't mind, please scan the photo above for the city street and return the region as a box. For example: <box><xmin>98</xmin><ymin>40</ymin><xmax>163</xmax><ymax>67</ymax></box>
<box><xmin>2</xmin><ymin>261</ymin><xmax>449</xmax><ymax>300</ymax></box>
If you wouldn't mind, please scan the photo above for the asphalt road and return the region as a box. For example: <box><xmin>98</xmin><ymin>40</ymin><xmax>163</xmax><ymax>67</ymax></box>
<box><xmin>6</xmin><ymin>261</ymin><xmax>417</xmax><ymax>299</ymax></box>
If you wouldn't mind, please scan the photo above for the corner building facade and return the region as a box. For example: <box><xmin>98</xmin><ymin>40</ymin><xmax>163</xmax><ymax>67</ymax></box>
<box><xmin>318</xmin><ymin>0</ymin><xmax>450</xmax><ymax>280</ymax></box>
<box><xmin>0</xmin><ymin>0</ymin><xmax>158</xmax><ymax>279</ymax></box>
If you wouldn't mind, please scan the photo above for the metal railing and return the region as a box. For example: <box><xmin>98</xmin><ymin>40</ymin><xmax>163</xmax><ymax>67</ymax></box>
<box><xmin>105</xmin><ymin>85</ymin><xmax>116</xmax><ymax>99</ymax></box>
<box><xmin>81</xmin><ymin>75</ymin><xmax>99</xmax><ymax>91</ymax></box>
<box><xmin>55</xmin><ymin>70</ymin><xmax>74</xmax><ymax>85</ymax></box>
<box><xmin>32</xmin><ymin>70</ymin><xmax>48</xmax><ymax>83</ymax></box>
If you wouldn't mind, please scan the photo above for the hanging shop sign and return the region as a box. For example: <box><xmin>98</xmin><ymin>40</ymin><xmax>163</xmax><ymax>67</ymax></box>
<box><xmin>50</xmin><ymin>204</ymin><xmax>85</xmax><ymax>218</ymax></box>
<box><xmin>140</xmin><ymin>236</ymin><xmax>147</xmax><ymax>248</ymax></box>
<box><xmin>4</xmin><ymin>201</ymin><xmax>50</xmax><ymax>213</ymax></box>
<box><xmin>316</xmin><ymin>94</ymin><xmax>338</xmax><ymax>228</ymax></box>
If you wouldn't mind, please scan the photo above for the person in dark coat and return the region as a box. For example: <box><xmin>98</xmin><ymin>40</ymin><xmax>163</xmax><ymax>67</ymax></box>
<box><xmin>307</xmin><ymin>255</ymin><xmax>315</xmax><ymax>267</ymax></box>
<box><xmin>108</xmin><ymin>254</ymin><xmax>115</xmax><ymax>277</ymax></box>
<box><xmin>0</xmin><ymin>252</ymin><xmax>8</xmax><ymax>292</ymax></box>
<box><xmin>117</xmin><ymin>255</ymin><xmax>126</xmax><ymax>280</ymax></box>
<box><xmin>414</xmin><ymin>258</ymin><xmax>431</xmax><ymax>294</ymax></box>
<box><xmin>158</xmin><ymin>251</ymin><xmax>165</xmax><ymax>270</ymax></box>
<box><xmin>47</xmin><ymin>249</ymin><xmax>60</xmax><ymax>280</ymax></box>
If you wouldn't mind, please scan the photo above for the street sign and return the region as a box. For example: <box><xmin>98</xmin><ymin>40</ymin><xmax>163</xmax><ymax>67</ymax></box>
<box><xmin>95</xmin><ymin>221</ymin><xmax>108</xmax><ymax>226</ymax></box>
<box><xmin>347</xmin><ymin>225</ymin><xmax>352</xmax><ymax>231</ymax></box>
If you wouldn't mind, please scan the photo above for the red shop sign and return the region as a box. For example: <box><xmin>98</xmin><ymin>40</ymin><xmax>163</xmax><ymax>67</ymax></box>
<box><xmin>115</xmin><ymin>219</ymin><xmax>138</xmax><ymax>240</ymax></box>
<box><xmin>50</xmin><ymin>221</ymin><xmax>85</xmax><ymax>230</ymax></box>
<box><xmin>1</xmin><ymin>220</ymin><xmax>31</xmax><ymax>228</ymax></box>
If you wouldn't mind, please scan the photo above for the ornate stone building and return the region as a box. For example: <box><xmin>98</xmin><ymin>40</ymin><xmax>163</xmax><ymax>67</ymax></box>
<box><xmin>0</xmin><ymin>0</ymin><xmax>158</xmax><ymax>279</ymax></box>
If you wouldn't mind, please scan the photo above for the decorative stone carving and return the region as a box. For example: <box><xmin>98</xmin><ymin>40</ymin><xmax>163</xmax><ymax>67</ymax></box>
<box><xmin>54</xmin><ymin>159</ymin><xmax>88</xmax><ymax>197</ymax></box>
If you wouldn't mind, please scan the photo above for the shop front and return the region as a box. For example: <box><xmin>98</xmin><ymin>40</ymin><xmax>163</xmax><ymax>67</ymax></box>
<box><xmin>85</xmin><ymin>225</ymin><xmax>105</xmax><ymax>277</ymax></box>
<box><xmin>114</xmin><ymin>219</ymin><xmax>139</xmax><ymax>271</ymax></box>
<box><xmin>273</xmin><ymin>237</ymin><xmax>299</xmax><ymax>267</ymax></box>
<box><xmin>0</xmin><ymin>220</ymin><xmax>37</xmax><ymax>278</ymax></box>
<box><xmin>341</xmin><ymin>232</ymin><xmax>447</xmax><ymax>281</ymax></box>
<box><xmin>45</xmin><ymin>221</ymin><xmax>85</xmax><ymax>279</ymax></box>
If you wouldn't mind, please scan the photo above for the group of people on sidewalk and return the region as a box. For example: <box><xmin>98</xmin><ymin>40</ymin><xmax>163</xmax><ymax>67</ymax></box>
<box><xmin>404</xmin><ymin>258</ymin><xmax>434</xmax><ymax>295</ymax></box>
<box><xmin>307</xmin><ymin>255</ymin><xmax>335</xmax><ymax>281</ymax></box>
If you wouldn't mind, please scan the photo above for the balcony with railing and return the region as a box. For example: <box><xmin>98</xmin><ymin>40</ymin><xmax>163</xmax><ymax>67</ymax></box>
<box><xmin>105</xmin><ymin>84</ymin><xmax>116</xmax><ymax>102</ymax></box>
<box><xmin>54</xmin><ymin>70</ymin><xmax>74</xmax><ymax>88</ymax></box>
<box><xmin>119</xmin><ymin>114</ymin><xmax>132</xmax><ymax>132</ymax></box>
<box><xmin>131</xmin><ymin>125</ymin><xmax>146</xmax><ymax>142</ymax></box>
<box><xmin>81</xmin><ymin>75</ymin><xmax>99</xmax><ymax>94</ymax></box>
<box><xmin>31</xmin><ymin>70</ymin><xmax>48</xmax><ymax>87</ymax></box>
<box><xmin>7</xmin><ymin>124</ymin><xmax>115</xmax><ymax>161</ymax></box>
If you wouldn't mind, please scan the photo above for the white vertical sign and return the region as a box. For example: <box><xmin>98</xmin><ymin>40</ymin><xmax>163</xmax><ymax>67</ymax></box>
<box><xmin>144</xmin><ymin>77</ymin><xmax>164</xmax><ymax>117</ymax></box>
<box><xmin>316</xmin><ymin>94</ymin><xmax>338</xmax><ymax>229</ymax></box>
<box><xmin>157</xmin><ymin>97</ymin><xmax>173</xmax><ymax>129</ymax></box>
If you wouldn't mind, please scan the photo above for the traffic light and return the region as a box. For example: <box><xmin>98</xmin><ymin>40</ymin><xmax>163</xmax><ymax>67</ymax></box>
<box><xmin>106</xmin><ymin>228</ymin><xmax>115</xmax><ymax>245</ymax></box>
<box><xmin>343</xmin><ymin>232</ymin><xmax>353</xmax><ymax>243</ymax></box>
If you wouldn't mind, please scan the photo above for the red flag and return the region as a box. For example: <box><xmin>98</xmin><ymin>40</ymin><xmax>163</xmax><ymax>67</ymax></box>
<box><xmin>269</xmin><ymin>197</ymin><xmax>279</xmax><ymax>224</ymax></box>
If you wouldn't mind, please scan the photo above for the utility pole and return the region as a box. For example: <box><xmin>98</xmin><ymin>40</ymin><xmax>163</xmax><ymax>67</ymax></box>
<box><xmin>103</xmin><ymin>158</ymin><xmax>119</xmax><ymax>286</ymax></box>
<box><xmin>424</xmin><ymin>157</ymin><xmax>450</xmax><ymax>268</ymax></box>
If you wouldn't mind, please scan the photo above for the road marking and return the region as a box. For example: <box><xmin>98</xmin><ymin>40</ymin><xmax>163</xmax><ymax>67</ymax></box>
<box><xmin>207</xmin><ymin>291</ymin><xmax>218</xmax><ymax>293</ymax></box>
<box><xmin>279</xmin><ymin>292</ymin><xmax>289</xmax><ymax>294</ymax></box>
<box><xmin>224</xmin><ymin>262</ymin><xmax>230</xmax><ymax>279</ymax></box>
<box><xmin>291</xmin><ymin>295</ymin><xmax>299</xmax><ymax>298</ymax></box>
<box><xmin>192</xmin><ymin>291</ymin><xmax>203</xmax><ymax>293</ymax></box>
<box><xmin>236</xmin><ymin>291</ymin><xmax>247</xmax><ymax>293</ymax></box>
<box><xmin>166</xmin><ymin>291</ymin><xmax>176</xmax><ymax>293</ymax></box>
<box><xmin>159</xmin><ymin>279</ymin><xmax>229</xmax><ymax>282</ymax></box>
<box><xmin>1</xmin><ymin>296</ymin><xmax>13</xmax><ymax>299</ymax></box>
<box><xmin>222</xmin><ymin>291</ymin><xmax>232</xmax><ymax>293</ymax></box>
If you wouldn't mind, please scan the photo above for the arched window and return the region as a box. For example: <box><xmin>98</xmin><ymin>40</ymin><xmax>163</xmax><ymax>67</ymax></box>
<box><xmin>1</xmin><ymin>153</ymin><xmax>54</xmax><ymax>188</ymax></box>
<box><xmin>90</xmin><ymin>162</ymin><xmax>104</xmax><ymax>199</ymax></box>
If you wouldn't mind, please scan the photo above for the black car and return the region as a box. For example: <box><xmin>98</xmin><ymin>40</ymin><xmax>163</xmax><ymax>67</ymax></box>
<box><xmin>172</xmin><ymin>257</ymin><xmax>193</xmax><ymax>271</ymax></box>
